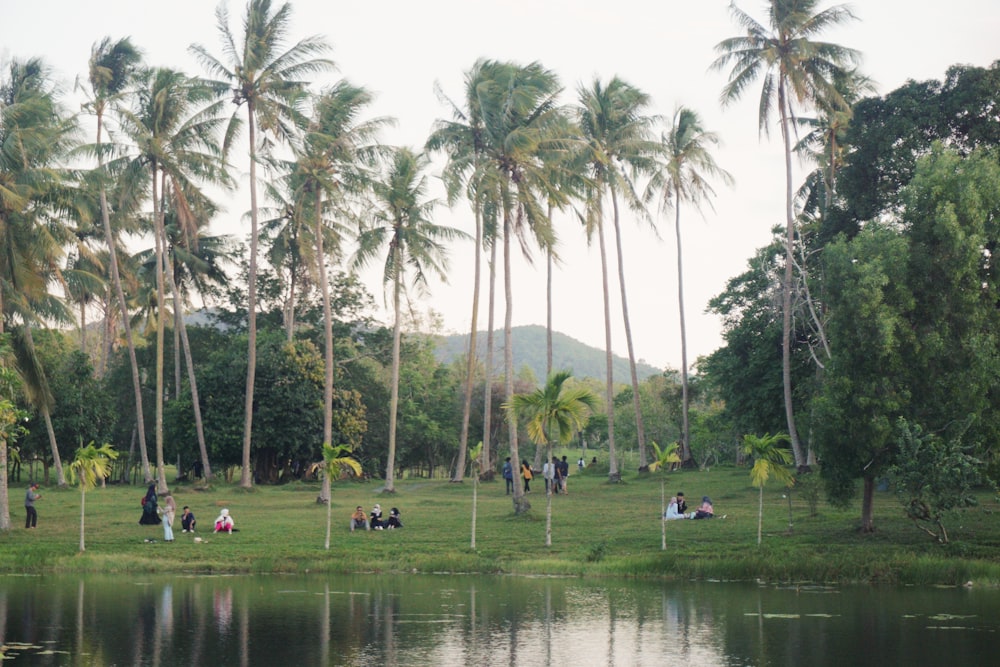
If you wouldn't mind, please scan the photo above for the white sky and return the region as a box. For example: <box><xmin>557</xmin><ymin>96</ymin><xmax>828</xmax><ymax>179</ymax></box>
<box><xmin>3</xmin><ymin>0</ymin><xmax>998</xmax><ymax>370</ymax></box>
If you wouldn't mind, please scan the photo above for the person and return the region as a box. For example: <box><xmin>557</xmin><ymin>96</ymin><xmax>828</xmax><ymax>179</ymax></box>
<box><xmin>369</xmin><ymin>503</ymin><xmax>384</xmax><ymax>530</ymax></box>
<box><xmin>385</xmin><ymin>507</ymin><xmax>403</xmax><ymax>529</ymax></box>
<box><xmin>214</xmin><ymin>508</ymin><xmax>235</xmax><ymax>533</ymax></box>
<box><xmin>160</xmin><ymin>491</ymin><xmax>177</xmax><ymax>541</ymax></box>
<box><xmin>577</xmin><ymin>457</ymin><xmax>585</xmax><ymax>472</ymax></box>
<box><xmin>350</xmin><ymin>506</ymin><xmax>369</xmax><ymax>531</ymax></box>
<box><xmin>692</xmin><ymin>496</ymin><xmax>715</xmax><ymax>519</ymax></box>
<box><xmin>559</xmin><ymin>456</ymin><xmax>570</xmax><ymax>494</ymax></box>
<box><xmin>24</xmin><ymin>483</ymin><xmax>41</xmax><ymax>529</ymax></box>
<box><xmin>664</xmin><ymin>496</ymin><xmax>686</xmax><ymax>520</ymax></box>
<box><xmin>139</xmin><ymin>484</ymin><xmax>160</xmax><ymax>525</ymax></box>
<box><xmin>676</xmin><ymin>492</ymin><xmax>688</xmax><ymax>517</ymax></box>
<box><xmin>181</xmin><ymin>506</ymin><xmax>196</xmax><ymax>532</ymax></box>
<box><xmin>542</xmin><ymin>458</ymin><xmax>554</xmax><ymax>494</ymax></box>
<box><xmin>521</xmin><ymin>460</ymin><xmax>533</xmax><ymax>492</ymax></box>
<box><xmin>502</xmin><ymin>457</ymin><xmax>514</xmax><ymax>495</ymax></box>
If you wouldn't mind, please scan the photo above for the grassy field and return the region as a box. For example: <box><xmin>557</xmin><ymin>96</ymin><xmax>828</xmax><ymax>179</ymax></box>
<box><xmin>4</xmin><ymin>459</ymin><xmax>1000</xmax><ymax>586</ymax></box>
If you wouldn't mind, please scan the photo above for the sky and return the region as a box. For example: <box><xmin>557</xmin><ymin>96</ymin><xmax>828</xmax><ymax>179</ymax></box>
<box><xmin>3</xmin><ymin>0</ymin><xmax>998</xmax><ymax>371</ymax></box>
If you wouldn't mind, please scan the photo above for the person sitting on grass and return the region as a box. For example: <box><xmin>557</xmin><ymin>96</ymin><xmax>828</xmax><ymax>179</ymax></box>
<box><xmin>350</xmin><ymin>506</ymin><xmax>369</xmax><ymax>531</ymax></box>
<box><xmin>370</xmin><ymin>503</ymin><xmax>384</xmax><ymax>530</ymax></box>
<box><xmin>664</xmin><ymin>496</ymin><xmax>686</xmax><ymax>520</ymax></box>
<box><xmin>692</xmin><ymin>496</ymin><xmax>715</xmax><ymax>520</ymax></box>
<box><xmin>214</xmin><ymin>508</ymin><xmax>235</xmax><ymax>533</ymax></box>
<box><xmin>181</xmin><ymin>506</ymin><xmax>196</xmax><ymax>532</ymax></box>
<box><xmin>385</xmin><ymin>507</ymin><xmax>403</xmax><ymax>529</ymax></box>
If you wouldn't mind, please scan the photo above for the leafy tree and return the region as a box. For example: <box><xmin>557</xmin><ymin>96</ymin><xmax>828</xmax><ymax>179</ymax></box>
<box><xmin>67</xmin><ymin>442</ymin><xmax>118</xmax><ymax>552</ymax></box>
<box><xmin>742</xmin><ymin>433</ymin><xmax>794</xmax><ymax>546</ymax></box>
<box><xmin>886</xmin><ymin>419</ymin><xmax>986</xmax><ymax>544</ymax></box>
<box><xmin>713</xmin><ymin>0</ymin><xmax>860</xmax><ymax>468</ymax></box>
<box><xmin>190</xmin><ymin>0</ymin><xmax>333</xmax><ymax>488</ymax></box>
<box><xmin>0</xmin><ymin>334</ymin><xmax>29</xmax><ymax>530</ymax></box>
<box><xmin>321</xmin><ymin>443</ymin><xmax>361</xmax><ymax>550</ymax></box>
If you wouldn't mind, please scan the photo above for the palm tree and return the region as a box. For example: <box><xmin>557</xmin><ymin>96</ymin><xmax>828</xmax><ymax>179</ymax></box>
<box><xmin>353</xmin><ymin>147</ymin><xmax>463</xmax><ymax>493</ymax></box>
<box><xmin>321</xmin><ymin>443</ymin><xmax>362</xmax><ymax>550</ymax></box>
<box><xmin>649</xmin><ymin>440</ymin><xmax>682</xmax><ymax>550</ymax></box>
<box><xmin>117</xmin><ymin>67</ymin><xmax>228</xmax><ymax>492</ymax></box>
<box><xmin>67</xmin><ymin>442</ymin><xmax>118</xmax><ymax>552</ymax></box>
<box><xmin>296</xmin><ymin>82</ymin><xmax>389</xmax><ymax>503</ymax></box>
<box><xmin>742</xmin><ymin>432</ymin><xmax>794</xmax><ymax>546</ymax></box>
<box><xmin>467</xmin><ymin>440</ymin><xmax>483</xmax><ymax>549</ymax></box>
<box><xmin>713</xmin><ymin>0</ymin><xmax>859</xmax><ymax>469</ymax></box>
<box><xmin>80</xmin><ymin>37</ymin><xmax>153</xmax><ymax>483</ymax></box>
<box><xmin>190</xmin><ymin>0</ymin><xmax>333</xmax><ymax>488</ymax></box>
<box><xmin>0</xmin><ymin>335</ymin><xmax>29</xmax><ymax>530</ymax></box>
<box><xmin>506</xmin><ymin>370</ymin><xmax>598</xmax><ymax>545</ymax></box>
<box><xmin>575</xmin><ymin>76</ymin><xmax>660</xmax><ymax>477</ymax></box>
<box><xmin>647</xmin><ymin>106</ymin><xmax>732</xmax><ymax>466</ymax></box>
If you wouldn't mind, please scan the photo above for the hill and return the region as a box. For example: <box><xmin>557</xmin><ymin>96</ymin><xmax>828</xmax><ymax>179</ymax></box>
<box><xmin>432</xmin><ymin>325</ymin><xmax>664</xmax><ymax>384</ymax></box>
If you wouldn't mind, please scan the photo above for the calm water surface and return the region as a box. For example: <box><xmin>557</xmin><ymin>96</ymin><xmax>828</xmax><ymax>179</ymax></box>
<box><xmin>0</xmin><ymin>573</ymin><xmax>997</xmax><ymax>666</ymax></box>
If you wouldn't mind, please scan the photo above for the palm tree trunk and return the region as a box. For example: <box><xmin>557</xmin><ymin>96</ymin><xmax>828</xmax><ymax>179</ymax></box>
<box><xmin>0</xmin><ymin>436</ymin><xmax>9</xmax><ymax>530</ymax></box>
<box><xmin>385</xmin><ymin>268</ymin><xmax>402</xmax><ymax>493</ymax></box>
<box><xmin>96</xmin><ymin>113</ymin><xmax>152</xmax><ymax>484</ymax></box>
<box><xmin>240</xmin><ymin>104</ymin><xmax>260</xmax><ymax>489</ymax></box>
<box><xmin>317</xmin><ymin>190</ymin><xmax>334</xmax><ymax>503</ymax></box>
<box><xmin>153</xmin><ymin>168</ymin><xmax>167</xmax><ymax>494</ymax></box>
<box><xmin>757</xmin><ymin>485</ymin><xmax>763</xmax><ymax>546</ymax></box>
<box><xmin>79</xmin><ymin>491</ymin><xmax>86</xmax><ymax>552</ymax></box>
<box><xmin>610</xmin><ymin>190</ymin><xmax>647</xmax><ymax>469</ymax></box>
<box><xmin>504</xmin><ymin>210</ymin><xmax>527</xmax><ymax>513</ymax></box>
<box><xmin>675</xmin><ymin>192</ymin><xmax>692</xmax><ymax>466</ymax></box>
<box><xmin>22</xmin><ymin>324</ymin><xmax>65</xmax><ymax>486</ymax></box>
<box><xmin>453</xmin><ymin>207</ymin><xmax>483</xmax><ymax>483</ymax></box>
<box><xmin>778</xmin><ymin>88</ymin><xmax>805</xmax><ymax>469</ymax></box>
<box><xmin>545</xmin><ymin>440</ymin><xmax>553</xmax><ymax>547</ymax></box>
<box><xmin>546</xmin><ymin>205</ymin><xmax>554</xmax><ymax>379</ymax></box>
<box><xmin>596</xmin><ymin>218</ymin><xmax>619</xmax><ymax>482</ymax></box>
<box><xmin>482</xmin><ymin>240</ymin><xmax>497</xmax><ymax>473</ymax></box>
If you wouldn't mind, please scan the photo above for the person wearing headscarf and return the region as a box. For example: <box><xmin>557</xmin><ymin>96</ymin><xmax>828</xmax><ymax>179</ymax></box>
<box><xmin>214</xmin><ymin>508</ymin><xmax>235</xmax><ymax>533</ymax></box>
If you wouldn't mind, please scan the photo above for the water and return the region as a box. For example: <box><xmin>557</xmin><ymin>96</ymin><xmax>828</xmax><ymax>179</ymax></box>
<box><xmin>0</xmin><ymin>573</ymin><xmax>997</xmax><ymax>666</ymax></box>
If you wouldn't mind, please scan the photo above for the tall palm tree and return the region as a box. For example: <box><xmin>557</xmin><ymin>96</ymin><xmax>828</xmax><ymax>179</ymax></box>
<box><xmin>296</xmin><ymin>82</ymin><xmax>390</xmax><ymax>503</ymax></box>
<box><xmin>647</xmin><ymin>106</ymin><xmax>732</xmax><ymax>466</ymax></box>
<box><xmin>506</xmin><ymin>370</ymin><xmax>597</xmax><ymax>545</ymax></box>
<box><xmin>190</xmin><ymin>0</ymin><xmax>333</xmax><ymax>488</ymax></box>
<box><xmin>713</xmin><ymin>0</ymin><xmax>859</xmax><ymax>468</ymax></box>
<box><xmin>575</xmin><ymin>76</ymin><xmax>660</xmax><ymax>477</ymax></box>
<box><xmin>353</xmin><ymin>147</ymin><xmax>463</xmax><ymax>493</ymax></box>
<box><xmin>117</xmin><ymin>67</ymin><xmax>228</xmax><ymax>492</ymax></box>
<box><xmin>742</xmin><ymin>432</ymin><xmax>794</xmax><ymax>546</ymax></box>
<box><xmin>67</xmin><ymin>442</ymin><xmax>118</xmax><ymax>552</ymax></box>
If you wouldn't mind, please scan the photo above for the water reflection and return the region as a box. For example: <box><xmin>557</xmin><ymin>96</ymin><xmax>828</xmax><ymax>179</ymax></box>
<box><xmin>0</xmin><ymin>574</ymin><xmax>998</xmax><ymax>665</ymax></box>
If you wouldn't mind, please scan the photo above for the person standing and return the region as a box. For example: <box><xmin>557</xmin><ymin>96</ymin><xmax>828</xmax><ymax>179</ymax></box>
<box><xmin>521</xmin><ymin>460</ymin><xmax>533</xmax><ymax>493</ymax></box>
<box><xmin>25</xmin><ymin>483</ymin><xmax>41</xmax><ymax>529</ymax></box>
<box><xmin>542</xmin><ymin>458</ymin><xmax>553</xmax><ymax>494</ymax></box>
<box><xmin>502</xmin><ymin>457</ymin><xmax>514</xmax><ymax>495</ymax></box>
<box><xmin>160</xmin><ymin>491</ymin><xmax>177</xmax><ymax>541</ymax></box>
<box><xmin>559</xmin><ymin>456</ymin><xmax>570</xmax><ymax>495</ymax></box>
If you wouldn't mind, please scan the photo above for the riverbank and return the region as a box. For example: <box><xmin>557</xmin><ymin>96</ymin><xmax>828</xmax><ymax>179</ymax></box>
<box><xmin>4</xmin><ymin>465</ymin><xmax>999</xmax><ymax>585</ymax></box>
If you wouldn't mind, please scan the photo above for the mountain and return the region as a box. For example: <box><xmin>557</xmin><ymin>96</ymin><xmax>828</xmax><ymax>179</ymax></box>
<box><xmin>432</xmin><ymin>325</ymin><xmax>664</xmax><ymax>384</ymax></box>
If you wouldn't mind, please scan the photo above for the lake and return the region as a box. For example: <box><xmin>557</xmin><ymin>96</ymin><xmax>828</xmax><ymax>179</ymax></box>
<box><xmin>0</xmin><ymin>573</ymin><xmax>997</xmax><ymax>665</ymax></box>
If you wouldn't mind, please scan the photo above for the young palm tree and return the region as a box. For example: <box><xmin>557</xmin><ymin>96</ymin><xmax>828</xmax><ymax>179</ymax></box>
<box><xmin>321</xmin><ymin>443</ymin><xmax>362</xmax><ymax>550</ymax></box>
<box><xmin>649</xmin><ymin>440</ymin><xmax>682</xmax><ymax>550</ymax></box>
<box><xmin>80</xmin><ymin>37</ymin><xmax>153</xmax><ymax>483</ymax></box>
<box><xmin>647</xmin><ymin>107</ymin><xmax>732</xmax><ymax>466</ymax></box>
<box><xmin>467</xmin><ymin>440</ymin><xmax>483</xmax><ymax>549</ymax></box>
<box><xmin>742</xmin><ymin>432</ymin><xmax>795</xmax><ymax>546</ymax></box>
<box><xmin>713</xmin><ymin>0</ymin><xmax>860</xmax><ymax>468</ymax></box>
<box><xmin>506</xmin><ymin>370</ymin><xmax>598</xmax><ymax>545</ymax></box>
<box><xmin>353</xmin><ymin>147</ymin><xmax>464</xmax><ymax>493</ymax></box>
<box><xmin>296</xmin><ymin>82</ymin><xmax>390</xmax><ymax>503</ymax></box>
<box><xmin>67</xmin><ymin>442</ymin><xmax>118</xmax><ymax>552</ymax></box>
<box><xmin>575</xmin><ymin>76</ymin><xmax>660</xmax><ymax>477</ymax></box>
<box><xmin>190</xmin><ymin>0</ymin><xmax>333</xmax><ymax>488</ymax></box>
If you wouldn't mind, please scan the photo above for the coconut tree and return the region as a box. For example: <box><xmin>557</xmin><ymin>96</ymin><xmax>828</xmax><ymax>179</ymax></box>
<box><xmin>646</xmin><ymin>106</ymin><xmax>732</xmax><ymax>466</ymax></box>
<box><xmin>742</xmin><ymin>432</ymin><xmax>794</xmax><ymax>546</ymax></box>
<box><xmin>190</xmin><ymin>0</ymin><xmax>333</xmax><ymax>488</ymax></box>
<box><xmin>649</xmin><ymin>440</ymin><xmax>682</xmax><ymax>550</ymax></box>
<box><xmin>353</xmin><ymin>147</ymin><xmax>463</xmax><ymax>493</ymax></box>
<box><xmin>506</xmin><ymin>370</ymin><xmax>597</xmax><ymax>546</ymax></box>
<box><xmin>575</xmin><ymin>76</ymin><xmax>660</xmax><ymax>477</ymax></box>
<box><xmin>79</xmin><ymin>37</ymin><xmax>154</xmax><ymax>483</ymax></box>
<box><xmin>67</xmin><ymin>442</ymin><xmax>118</xmax><ymax>552</ymax></box>
<box><xmin>713</xmin><ymin>0</ymin><xmax>860</xmax><ymax>468</ymax></box>
<box><xmin>321</xmin><ymin>442</ymin><xmax>362</xmax><ymax>550</ymax></box>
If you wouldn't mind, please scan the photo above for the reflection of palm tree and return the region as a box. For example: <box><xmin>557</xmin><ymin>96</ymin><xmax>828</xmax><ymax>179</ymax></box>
<box><xmin>647</xmin><ymin>107</ymin><xmax>731</xmax><ymax>466</ymax></box>
<box><xmin>576</xmin><ymin>76</ymin><xmax>659</xmax><ymax>476</ymax></box>
<box><xmin>507</xmin><ymin>370</ymin><xmax>598</xmax><ymax>545</ymax></box>
<box><xmin>191</xmin><ymin>0</ymin><xmax>333</xmax><ymax>488</ymax></box>
<box><xmin>354</xmin><ymin>147</ymin><xmax>462</xmax><ymax>493</ymax></box>
<box><xmin>713</xmin><ymin>0</ymin><xmax>859</xmax><ymax>468</ymax></box>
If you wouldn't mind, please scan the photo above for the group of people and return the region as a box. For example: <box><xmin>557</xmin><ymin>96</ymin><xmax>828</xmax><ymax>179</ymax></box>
<box><xmin>664</xmin><ymin>492</ymin><xmax>718</xmax><ymax>520</ymax></box>
<box><xmin>138</xmin><ymin>484</ymin><xmax>234</xmax><ymax>540</ymax></box>
<box><xmin>350</xmin><ymin>503</ymin><xmax>402</xmax><ymax>531</ymax></box>
<box><xmin>502</xmin><ymin>456</ymin><xmax>572</xmax><ymax>495</ymax></box>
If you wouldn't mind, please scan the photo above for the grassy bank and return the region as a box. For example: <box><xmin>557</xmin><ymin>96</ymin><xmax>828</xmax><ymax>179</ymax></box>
<box><xmin>4</xmin><ymin>463</ymin><xmax>1000</xmax><ymax>586</ymax></box>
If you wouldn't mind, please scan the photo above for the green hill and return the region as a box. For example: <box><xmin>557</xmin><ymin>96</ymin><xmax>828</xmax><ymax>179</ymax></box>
<box><xmin>432</xmin><ymin>325</ymin><xmax>663</xmax><ymax>384</ymax></box>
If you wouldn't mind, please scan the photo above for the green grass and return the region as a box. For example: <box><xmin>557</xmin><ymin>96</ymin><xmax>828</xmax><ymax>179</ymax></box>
<box><xmin>5</xmin><ymin>464</ymin><xmax>1000</xmax><ymax>586</ymax></box>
